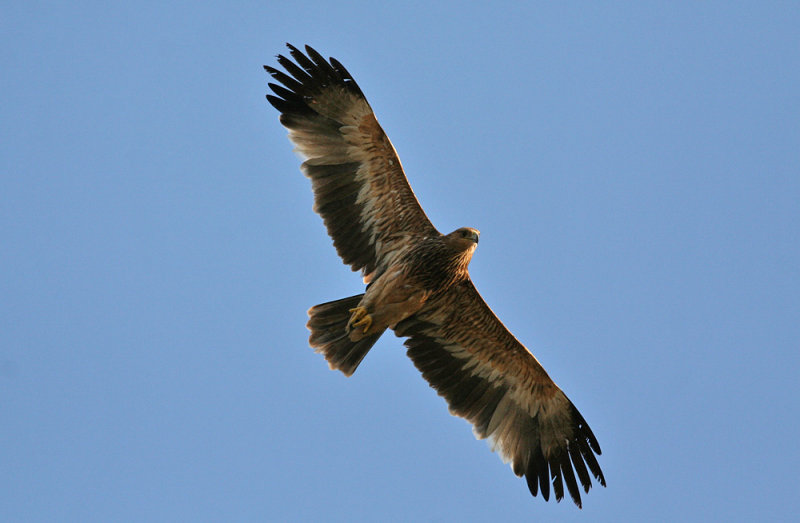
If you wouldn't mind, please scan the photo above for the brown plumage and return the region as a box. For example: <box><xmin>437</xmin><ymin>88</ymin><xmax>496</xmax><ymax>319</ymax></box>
<box><xmin>266</xmin><ymin>44</ymin><xmax>605</xmax><ymax>508</ymax></box>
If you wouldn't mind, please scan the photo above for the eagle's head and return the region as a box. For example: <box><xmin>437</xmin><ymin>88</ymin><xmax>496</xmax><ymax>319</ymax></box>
<box><xmin>445</xmin><ymin>227</ymin><xmax>480</xmax><ymax>254</ymax></box>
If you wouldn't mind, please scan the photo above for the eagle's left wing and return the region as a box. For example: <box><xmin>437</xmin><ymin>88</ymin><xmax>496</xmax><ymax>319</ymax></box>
<box><xmin>394</xmin><ymin>279</ymin><xmax>605</xmax><ymax>508</ymax></box>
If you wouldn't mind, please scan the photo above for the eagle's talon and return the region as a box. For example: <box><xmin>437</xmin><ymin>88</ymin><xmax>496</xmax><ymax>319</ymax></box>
<box><xmin>347</xmin><ymin>306</ymin><xmax>372</xmax><ymax>334</ymax></box>
<box><xmin>356</xmin><ymin>314</ymin><xmax>372</xmax><ymax>334</ymax></box>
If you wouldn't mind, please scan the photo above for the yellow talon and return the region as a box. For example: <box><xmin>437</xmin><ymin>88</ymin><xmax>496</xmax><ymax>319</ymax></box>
<box><xmin>355</xmin><ymin>314</ymin><xmax>372</xmax><ymax>334</ymax></box>
<box><xmin>347</xmin><ymin>306</ymin><xmax>373</xmax><ymax>334</ymax></box>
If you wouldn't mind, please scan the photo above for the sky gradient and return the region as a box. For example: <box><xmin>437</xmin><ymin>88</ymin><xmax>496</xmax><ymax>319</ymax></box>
<box><xmin>2</xmin><ymin>2</ymin><xmax>799</xmax><ymax>521</ymax></box>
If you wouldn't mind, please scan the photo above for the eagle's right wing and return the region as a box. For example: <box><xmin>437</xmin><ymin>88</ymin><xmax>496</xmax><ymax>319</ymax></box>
<box><xmin>266</xmin><ymin>44</ymin><xmax>438</xmax><ymax>283</ymax></box>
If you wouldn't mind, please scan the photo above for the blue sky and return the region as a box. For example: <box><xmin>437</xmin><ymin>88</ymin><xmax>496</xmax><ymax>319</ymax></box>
<box><xmin>2</xmin><ymin>2</ymin><xmax>799</xmax><ymax>521</ymax></box>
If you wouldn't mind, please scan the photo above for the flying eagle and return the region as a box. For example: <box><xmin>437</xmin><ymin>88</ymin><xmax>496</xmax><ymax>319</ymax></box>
<box><xmin>265</xmin><ymin>44</ymin><xmax>605</xmax><ymax>508</ymax></box>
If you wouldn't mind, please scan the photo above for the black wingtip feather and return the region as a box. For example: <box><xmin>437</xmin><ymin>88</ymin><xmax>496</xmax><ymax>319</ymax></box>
<box><xmin>525</xmin><ymin>468</ymin><xmax>539</xmax><ymax>497</ymax></box>
<box><xmin>581</xmin><ymin>445</ymin><xmax>606</xmax><ymax>487</ymax></box>
<box><xmin>570</xmin><ymin>446</ymin><xmax>592</xmax><ymax>494</ymax></box>
<box><xmin>539</xmin><ymin>457</ymin><xmax>550</xmax><ymax>501</ymax></box>
<box><xmin>328</xmin><ymin>57</ymin><xmax>351</xmax><ymax>78</ymax></box>
<box><xmin>526</xmin><ymin>449</ymin><xmax>550</xmax><ymax>502</ymax></box>
<box><xmin>265</xmin><ymin>94</ymin><xmax>286</xmax><ymax>111</ymax></box>
<box><xmin>551</xmin><ymin>464</ymin><xmax>565</xmax><ymax>503</ymax></box>
<box><xmin>288</xmin><ymin>45</ymin><xmax>319</xmax><ymax>77</ymax></box>
<box><xmin>328</xmin><ymin>57</ymin><xmax>364</xmax><ymax>97</ymax></box>
<box><xmin>560</xmin><ymin>454</ymin><xmax>582</xmax><ymax>508</ymax></box>
<box><xmin>277</xmin><ymin>53</ymin><xmax>313</xmax><ymax>85</ymax></box>
<box><xmin>305</xmin><ymin>45</ymin><xmax>338</xmax><ymax>79</ymax></box>
<box><xmin>268</xmin><ymin>82</ymin><xmax>295</xmax><ymax>101</ymax></box>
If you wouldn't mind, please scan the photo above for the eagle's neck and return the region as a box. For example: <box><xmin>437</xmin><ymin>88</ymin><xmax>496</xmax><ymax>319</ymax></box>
<box><xmin>453</xmin><ymin>245</ymin><xmax>476</xmax><ymax>273</ymax></box>
<box><xmin>405</xmin><ymin>236</ymin><xmax>474</xmax><ymax>292</ymax></box>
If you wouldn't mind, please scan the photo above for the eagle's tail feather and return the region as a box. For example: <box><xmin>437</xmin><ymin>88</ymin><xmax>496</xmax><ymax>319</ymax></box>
<box><xmin>307</xmin><ymin>295</ymin><xmax>385</xmax><ymax>376</ymax></box>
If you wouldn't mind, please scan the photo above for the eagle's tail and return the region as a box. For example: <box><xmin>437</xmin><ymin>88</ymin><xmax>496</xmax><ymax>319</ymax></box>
<box><xmin>307</xmin><ymin>295</ymin><xmax>386</xmax><ymax>377</ymax></box>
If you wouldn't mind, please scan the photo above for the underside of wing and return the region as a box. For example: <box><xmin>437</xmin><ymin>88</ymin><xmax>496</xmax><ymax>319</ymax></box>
<box><xmin>266</xmin><ymin>44</ymin><xmax>437</xmax><ymax>282</ymax></box>
<box><xmin>394</xmin><ymin>279</ymin><xmax>605</xmax><ymax>508</ymax></box>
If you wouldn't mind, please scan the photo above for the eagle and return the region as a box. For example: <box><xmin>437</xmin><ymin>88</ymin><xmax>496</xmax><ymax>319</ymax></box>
<box><xmin>265</xmin><ymin>44</ymin><xmax>605</xmax><ymax>508</ymax></box>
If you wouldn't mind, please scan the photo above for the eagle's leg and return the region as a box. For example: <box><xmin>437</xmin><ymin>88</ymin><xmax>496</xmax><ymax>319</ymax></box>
<box><xmin>347</xmin><ymin>306</ymin><xmax>373</xmax><ymax>334</ymax></box>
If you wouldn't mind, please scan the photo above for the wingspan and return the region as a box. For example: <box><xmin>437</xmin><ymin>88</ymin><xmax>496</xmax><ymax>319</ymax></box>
<box><xmin>266</xmin><ymin>44</ymin><xmax>438</xmax><ymax>283</ymax></box>
<box><xmin>394</xmin><ymin>279</ymin><xmax>605</xmax><ymax>508</ymax></box>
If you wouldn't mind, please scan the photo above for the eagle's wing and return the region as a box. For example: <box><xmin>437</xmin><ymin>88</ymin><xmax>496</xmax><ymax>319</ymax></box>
<box><xmin>266</xmin><ymin>44</ymin><xmax>438</xmax><ymax>283</ymax></box>
<box><xmin>394</xmin><ymin>279</ymin><xmax>605</xmax><ymax>508</ymax></box>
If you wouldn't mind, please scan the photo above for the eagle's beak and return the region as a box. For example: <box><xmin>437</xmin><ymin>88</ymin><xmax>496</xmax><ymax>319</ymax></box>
<box><xmin>472</xmin><ymin>231</ymin><xmax>480</xmax><ymax>244</ymax></box>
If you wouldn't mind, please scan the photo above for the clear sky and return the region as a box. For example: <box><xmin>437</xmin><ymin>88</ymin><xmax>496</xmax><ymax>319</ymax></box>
<box><xmin>2</xmin><ymin>2</ymin><xmax>799</xmax><ymax>521</ymax></box>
